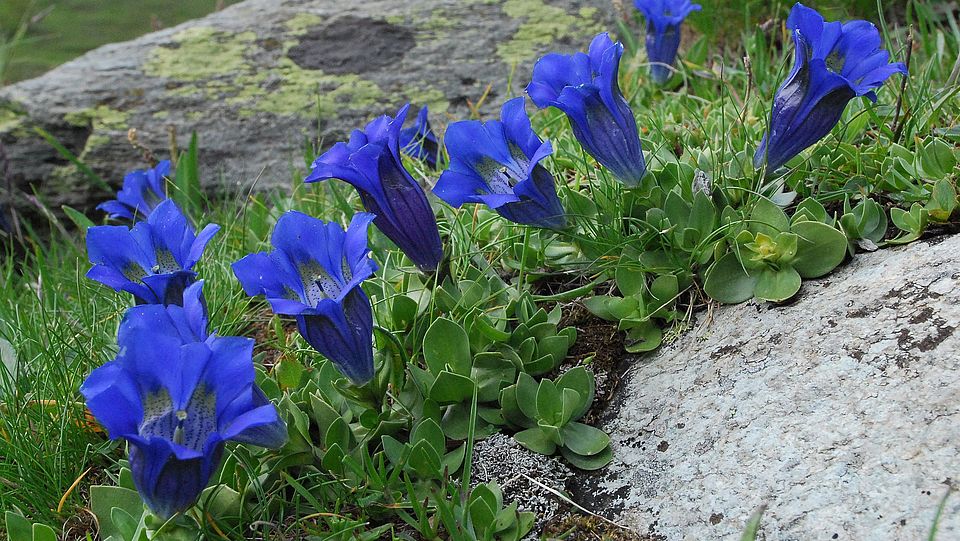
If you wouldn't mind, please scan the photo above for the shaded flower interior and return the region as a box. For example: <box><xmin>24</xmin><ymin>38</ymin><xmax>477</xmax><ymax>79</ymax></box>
<box><xmin>140</xmin><ymin>386</ymin><xmax>217</xmax><ymax>452</ymax></box>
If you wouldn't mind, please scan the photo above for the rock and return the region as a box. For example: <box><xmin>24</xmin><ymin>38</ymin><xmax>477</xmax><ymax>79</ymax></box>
<box><xmin>577</xmin><ymin>236</ymin><xmax>960</xmax><ymax>540</ymax></box>
<box><xmin>0</xmin><ymin>0</ymin><xmax>613</xmax><ymax>224</ymax></box>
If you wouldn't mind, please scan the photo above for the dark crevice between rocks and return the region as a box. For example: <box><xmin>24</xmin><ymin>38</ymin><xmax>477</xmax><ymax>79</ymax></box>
<box><xmin>287</xmin><ymin>16</ymin><xmax>415</xmax><ymax>75</ymax></box>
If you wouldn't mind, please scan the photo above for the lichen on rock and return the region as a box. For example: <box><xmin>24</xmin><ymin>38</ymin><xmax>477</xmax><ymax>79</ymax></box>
<box><xmin>498</xmin><ymin>0</ymin><xmax>604</xmax><ymax>64</ymax></box>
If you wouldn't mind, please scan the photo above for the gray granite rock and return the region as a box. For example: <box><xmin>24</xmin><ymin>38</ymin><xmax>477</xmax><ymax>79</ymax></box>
<box><xmin>0</xmin><ymin>0</ymin><xmax>612</xmax><ymax>221</ymax></box>
<box><xmin>576</xmin><ymin>236</ymin><xmax>960</xmax><ymax>540</ymax></box>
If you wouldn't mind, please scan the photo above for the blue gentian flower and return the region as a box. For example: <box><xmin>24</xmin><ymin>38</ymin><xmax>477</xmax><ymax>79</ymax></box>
<box><xmin>304</xmin><ymin>105</ymin><xmax>444</xmax><ymax>273</ymax></box>
<box><xmin>118</xmin><ymin>280</ymin><xmax>210</xmax><ymax>345</ymax></box>
<box><xmin>633</xmin><ymin>0</ymin><xmax>702</xmax><ymax>84</ymax></box>
<box><xmin>86</xmin><ymin>199</ymin><xmax>220</xmax><ymax>305</ymax></box>
<box><xmin>232</xmin><ymin>212</ymin><xmax>378</xmax><ymax>384</ymax></box>
<box><xmin>755</xmin><ymin>3</ymin><xmax>908</xmax><ymax>174</ymax></box>
<box><xmin>80</xmin><ymin>290</ymin><xmax>286</xmax><ymax>519</ymax></box>
<box><xmin>527</xmin><ymin>33</ymin><xmax>646</xmax><ymax>188</ymax></box>
<box><xmin>97</xmin><ymin>160</ymin><xmax>171</xmax><ymax>221</ymax></box>
<box><xmin>434</xmin><ymin>97</ymin><xmax>567</xmax><ymax>230</ymax></box>
<box><xmin>399</xmin><ymin>105</ymin><xmax>441</xmax><ymax>169</ymax></box>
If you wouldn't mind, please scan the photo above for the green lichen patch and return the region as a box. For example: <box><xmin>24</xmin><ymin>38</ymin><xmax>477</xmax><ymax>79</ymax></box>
<box><xmin>404</xmin><ymin>86</ymin><xmax>449</xmax><ymax>115</ymax></box>
<box><xmin>64</xmin><ymin>105</ymin><xmax>129</xmax><ymax>131</ymax></box>
<box><xmin>143</xmin><ymin>25</ymin><xmax>383</xmax><ymax>119</ymax></box>
<box><xmin>0</xmin><ymin>108</ymin><xmax>24</xmax><ymax>134</ymax></box>
<box><xmin>143</xmin><ymin>27</ymin><xmax>257</xmax><ymax>81</ymax></box>
<box><xmin>228</xmin><ymin>58</ymin><xmax>382</xmax><ymax>117</ymax></box>
<box><xmin>497</xmin><ymin>0</ymin><xmax>603</xmax><ymax>65</ymax></box>
<box><xmin>284</xmin><ymin>13</ymin><xmax>324</xmax><ymax>36</ymax></box>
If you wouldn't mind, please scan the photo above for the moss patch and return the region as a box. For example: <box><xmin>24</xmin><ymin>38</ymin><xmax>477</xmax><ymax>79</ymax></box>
<box><xmin>497</xmin><ymin>0</ymin><xmax>603</xmax><ymax>65</ymax></box>
<box><xmin>143</xmin><ymin>27</ymin><xmax>257</xmax><ymax>81</ymax></box>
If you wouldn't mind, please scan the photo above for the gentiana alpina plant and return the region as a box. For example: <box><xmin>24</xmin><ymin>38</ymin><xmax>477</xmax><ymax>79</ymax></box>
<box><xmin>232</xmin><ymin>211</ymin><xmax>379</xmax><ymax>384</ymax></box>
<box><xmin>399</xmin><ymin>105</ymin><xmax>441</xmax><ymax>169</ymax></box>
<box><xmin>304</xmin><ymin>104</ymin><xmax>444</xmax><ymax>273</ymax></box>
<box><xmin>97</xmin><ymin>160</ymin><xmax>171</xmax><ymax>221</ymax></box>
<box><xmin>633</xmin><ymin>0</ymin><xmax>702</xmax><ymax>85</ymax></box>
<box><xmin>86</xmin><ymin>198</ymin><xmax>220</xmax><ymax>305</ymax></box>
<box><xmin>79</xmin><ymin>281</ymin><xmax>286</xmax><ymax>519</ymax></box>
<box><xmin>754</xmin><ymin>2</ymin><xmax>908</xmax><ymax>175</ymax></box>
<box><xmin>434</xmin><ymin>97</ymin><xmax>568</xmax><ymax>230</ymax></box>
<box><xmin>527</xmin><ymin>33</ymin><xmax>646</xmax><ymax>188</ymax></box>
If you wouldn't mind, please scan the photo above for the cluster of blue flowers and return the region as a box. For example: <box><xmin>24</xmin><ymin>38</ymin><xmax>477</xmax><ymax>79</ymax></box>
<box><xmin>79</xmin><ymin>1</ymin><xmax>906</xmax><ymax>522</ymax></box>
<box><xmin>83</xmin><ymin>170</ymin><xmax>287</xmax><ymax>519</ymax></box>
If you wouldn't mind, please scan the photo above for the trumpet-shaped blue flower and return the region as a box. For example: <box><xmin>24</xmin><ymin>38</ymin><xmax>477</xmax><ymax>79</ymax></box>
<box><xmin>86</xmin><ymin>199</ymin><xmax>220</xmax><ymax>305</ymax></box>
<box><xmin>80</xmin><ymin>291</ymin><xmax>286</xmax><ymax>519</ymax></box>
<box><xmin>304</xmin><ymin>105</ymin><xmax>444</xmax><ymax>273</ymax></box>
<box><xmin>434</xmin><ymin>98</ymin><xmax>567</xmax><ymax>230</ymax></box>
<box><xmin>527</xmin><ymin>33</ymin><xmax>646</xmax><ymax>188</ymax></box>
<box><xmin>232</xmin><ymin>212</ymin><xmax>378</xmax><ymax>384</ymax></box>
<box><xmin>97</xmin><ymin>160</ymin><xmax>170</xmax><ymax>221</ymax></box>
<box><xmin>755</xmin><ymin>3</ymin><xmax>908</xmax><ymax>174</ymax></box>
<box><xmin>399</xmin><ymin>105</ymin><xmax>441</xmax><ymax>169</ymax></box>
<box><xmin>118</xmin><ymin>280</ymin><xmax>210</xmax><ymax>345</ymax></box>
<box><xmin>633</xmin><ymin>0</ymin><xmax>701</xmax><ymax>84</ymax></box>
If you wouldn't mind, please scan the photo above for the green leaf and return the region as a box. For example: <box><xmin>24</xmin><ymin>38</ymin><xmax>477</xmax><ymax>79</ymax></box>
<box><xmin>793</xmin><ymin>197</ymin><xmax>829</xmax><ymax>224</ymax></box>
<box><xmin>423</xmin><ymin>318</ymin><xmax>472</xmax><ymax>376</ymax></box>
<box><xmin>201</xmin><ymin>485</ymin><xmax>242</xmax><ymax>518</ymax></box>
<box><xmin>429</xmin><ymin>370</ymin><xmax>476</xmax><ymax>405</ymax></box>
<box><xmin>408</xmin><ymin>440</ymin><xmax>443</xmax><ymax>478</ymax></box>
<box><xmin>560</xmin><ymin>445</ymin><xmax>613</xmax><ymax>470</ymax></box>
<box><xmin>559</xmin><ymin>388</ymin><xmax>582</xmax><ymax>426</ymax></box>
<box><xmin>275</xmin><ymin>357</ymin><xmax>306</xmax><ymax>390</ymax></box>
<box><xmin>791</xmin><ymin>221</ymin><xmax>847</xmax><ymax>278</ymax></box>
<box><xmin>62</xmin><ymin>205</ymin><xmax>96</xmax><ymax>230</ymax></box>
<box><xmin>514</xmin><ymin>428</ymin><xmax>557</xmax><ymax>455</ymax></box>
<box><xmin>381</xmin><ymin>435</ymin><xmax>406</xmax><ymax>465</ymax></box>
<box><xmin>649</xmin><ymin>274</ymin><xmax>679</xmax><ymax>313</ymax></box>
<box><xmin>689</xmin><ymin>191</ymin><xmax>718</xmax><ymax>237</ymax></box>
<box><xmin>324</xmin><ymin>417</ymin><xmax>353</xmax><ymax>450</ymax></box>
<box><xmin>32</xmin><ymin>524</ymin><xmax>58</xmax><ymax>541</ymax></box>
<box><xmin>473</xmin><ymin>314</ymin><xmax>511</xmax><ymax>342</ymax></box>
<box><xmin>740</xmin><ymin>505</ymin><xmax>767</xmax><ymax>541</ymax></box>
<box><xmin>412</xmin><ymin>418</ymin><xmax>447</xmax><ymax>457</ymax></box>
<box><xmin>89</xmin><ymin>485</ymin><xmax>145</xmax><ymax>540</ymax></box>
<box><xmin>110</xmin><ymin>506</ymin><xmax>138</xmax><ymax>540</ymax></box>
<box><xmin>469</xmin><ymin>492</ymin><xmax>498</xmax><ymax>536</ymax></box>
<box><xmin>582</xmin><ymin>295</ymin><xmax>639</xmax><ymax>321</ymax></box>
<box><xmin>754</xmin><ymin>267</ymin><xmax>801</xmax><ymax>302</ymax></box>
<box><xmin>561</xmin><ymin>422</ymin><xmax>611</xmax><ymax>456</ymax></box>
<box><xmin>4</xmin><ymin>511</ymin><xmax>33</xmax><ymax>541</ymax></box>
<box><xmin>926</xmin><ymin>178</ymin><xmax>957</xmax><ymax>222</ymax></box>
<box><xmin>750</xmin><ymin>196</ymin><xmax>789</xmax><ymax>235</ymax></box>
<box><xmin>514</xmin><ymin>373</ymin><xmax>540</xmax><ymax>421</ymax></box>
<box><xmin>624</xmin><ymin>321</ymin><xmax>663</xmax><ymax>353</ymax></box>
<box><xmin>704</xmin><ymin>252</ymin><xmax>757</xmax><ymax>303</ymax></box>
<box><xmin>391</xmin><ymin>295</ymin><xmax>419</xmax><ymax>329</ymax></box>
<box><xmin>556</xmin><ymin>367</ymin><xmax>595</xmax><ymax>421</ymax></box>
<box><xmin>499</xmin><ymin>385</ymin><xmax>532</xmax><ymax>428</ymax></box>
<box><xmin>174</xmin><ymin>132</ymin><xmax>203</xmax><ymax>214</ymax></box>
<box><xmin>919</xmin><ymin>138</ymin><xmax>957</xmax><ymax>178</ymax></box>
<box><xmin>536</xmin><ymin>379</ymin><xmax>562</xmax><ymax>425</ymax></box>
